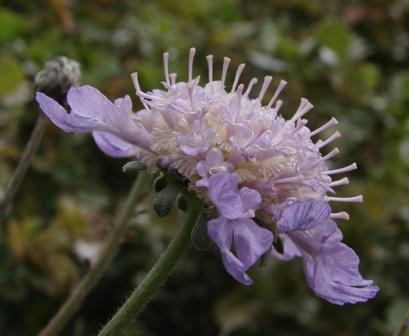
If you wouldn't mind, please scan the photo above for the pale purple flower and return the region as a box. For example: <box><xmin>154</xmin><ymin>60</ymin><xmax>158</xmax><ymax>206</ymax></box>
<box><xmin>207</xmin><ymin>172</ymin><xmax>273</xmax><ymax>285</ymax></box>
<box><xmin>272</xmin><ymin>200</ymin><xmax>378</xmax><ymax>304</ymax></box>
<box><xmin>177</xmin><ymin>120</ymin><xmax>216</xmax><ymax>156</ymax></box>
<box><xmin>196</xmin><ymin>148</ymin><xmax>234</xmax><ymax>187</ymax></box>
<box><xmin>36</xmin><ymin>48</ymin><xmax>378</xmax><ymax>304</ymax></box>
<box><xmin>36</xmin><ymin>86</ymin><xmax>152</xmax><ymax>156</ymax></box>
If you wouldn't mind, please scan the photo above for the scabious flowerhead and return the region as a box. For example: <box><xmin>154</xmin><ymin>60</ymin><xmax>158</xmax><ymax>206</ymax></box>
<box><xmin>36</xmin><ymin>48</ymin><xmax>379</xmax><ymax>305</ymax></box>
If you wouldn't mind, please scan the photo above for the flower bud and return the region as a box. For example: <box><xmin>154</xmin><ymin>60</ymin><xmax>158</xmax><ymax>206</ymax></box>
<box><xmin>34</xmin><ymin>56</ymin><xmax>81</xmax><ymax>105</ymax></box>
<box><xmin>152</xmin><ymin>182</ymin><xmax>183</xmax><ymax>217</ymax></box>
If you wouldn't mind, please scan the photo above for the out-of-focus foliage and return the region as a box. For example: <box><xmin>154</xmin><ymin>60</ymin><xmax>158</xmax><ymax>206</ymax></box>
<box><xmin>0</xmin><ymin>0</ymin><xmax>409</xmax><ymax>335</ymax></box>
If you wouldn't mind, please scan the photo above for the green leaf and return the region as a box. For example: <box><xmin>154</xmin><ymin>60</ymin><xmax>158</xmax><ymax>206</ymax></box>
<box><xmin>0</xmin><ymin>8</ymin><xmax>26</xmax><ymax>43</ymax></box>
<box><xmin>315</xmin><ymin>18</ymin><xmax>352</xmax><ymax>62</ymax></box>
<box><xmin>0</xmin><ymin>57</ymin><xmax>24</xmax><ymax>96</ymax></box>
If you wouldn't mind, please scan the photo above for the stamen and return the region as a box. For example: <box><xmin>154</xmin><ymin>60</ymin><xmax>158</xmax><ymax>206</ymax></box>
<box><xmin>169</xmin><ymin>73</ymin><xmax>177</xmax><ymax>85</ymax></box>
<box><xmin>244</xmin><ymin>78</ymin><xmax>258</xmax><ymax>97</ymax></box>
<box><xmin>316</xmin><ymin>131</ymin><xmax>341</xmax><ymax>149</ymax></box>
<box><xmin>291</xmin><ymin>98</ymin><xmax>313</xmax><ymax>121</ymax></box>
<box><xmin>325</xmin><ymin>195</ymin><xmax>363</xmax><ymax>203</ymax></box>
<box><xmin>188</xmin><ymin>47</ymin><xmax>196</xmax><ymax>82</ymax></box>
<box><xmin>310</xmin><ymin>117</ymin><xmax>338</xmax><ymax>137</ymax></box>
<box><xmin>231</xmin><ymin>63</ymin><xmax>246</xmax><ymax>93</ymax></box>
<box><xmin>206</xmin><ymin>55</ymin><xmax>213</xmax><ymax>82</ymax></box>
<box><xmin>258</xmin><ymin>76</ymin><xmax>273</xmax><ymax>101</ymax></box>
<box><xmin>323</xmin><ymin>162</ymin><xmax>357</xmax><ymax>175</ymax></box>
<box><xmin>329</xmin><ymin>177</ymin><xmax>349</xmax><ymax>187</ymax></box>
<box><xmin>330</xmin><ymin>212</ymin><xmax>350</xmax><ymax>220</ymax></box>
<box><xmin>268</xmin><ymin>80</ymin><xmax>287</xmax><ymax>107</ymax></box>
<box><xmin>221</xmin><ymin>57</ymin><xmax>231</xmax><ymax>86</ymax></box>
<box><xmin>163</xmin><ymin>52</ymin><xmax>170</xmax><ymax>86</ymax></box>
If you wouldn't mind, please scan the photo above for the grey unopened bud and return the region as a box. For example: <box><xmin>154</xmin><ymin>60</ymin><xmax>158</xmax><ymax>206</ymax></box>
<box><xmin>34</xmin><ymin>56</ymin><xmax>81</xmax><ymax>104</ymax></box>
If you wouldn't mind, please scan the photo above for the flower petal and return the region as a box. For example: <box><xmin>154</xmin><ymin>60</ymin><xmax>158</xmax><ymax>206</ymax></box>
<box><xmin>233</xmin><ymin>218</ymin><xmax>273</xmax><ymax>269</ymax></box>
<box><xmin>276</xmin><ymin>200</ymin><xmax>331</xmax><ymax>233</ymax></box>
<box><xmin>37</xmin><ymin>86</ymin><xmax>152</xmax><ymax>152</ymax></box>
<box><xmin>291</xmin><ymin>221</ymin><xmax>379</xmax><ymax>305</ymax></box>
<box><xmin>205</xmin><ymin>148</ymin><xmax>223</xmax><ymax>167</ymax></box>
<box><xmin>196</xmin><ymin>160</ymin><xmax>209</xmax><ymax>178</ymax></box>
<box><xmin>208</xmin><ymin>217</ymin><xmax>252</xmax><ymax>285</ymax></box>
<box><xmin>36</xmin><ymin>92</ymin><xmax>75</xmax><ymax>133</ymax></box>
<box><xmin>238</xmin><ymin>187</ymin><xmax>262</xmax><ymax>214</ymax></box>
<box><xmin>92</xmin><ymin>131</ymin><xmax>137</xmax><ymax>158</ymax></box>
<box><xmin>208</xmin><ymin>173</ymin><xmax>243</xmax><ymax>220</ymax></box>
<box><xmin>271</xmin><ymin>233</ymin><xmax>302</xmax><ymax>261</ymax></box>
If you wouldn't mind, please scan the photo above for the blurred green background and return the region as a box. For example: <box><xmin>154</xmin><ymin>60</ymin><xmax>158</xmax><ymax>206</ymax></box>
<box><xmin>1</xmin><ymin>0</ymin><xmax>409</xmax><ymax>335</ymax></box>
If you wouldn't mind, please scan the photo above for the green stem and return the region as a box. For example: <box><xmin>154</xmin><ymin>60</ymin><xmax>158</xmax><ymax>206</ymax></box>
<box><xmin>394</xmin><ymin>307</ymin><xmax>409</xmax><ymax>336</ymax></box>
<box><xmin>98</xmin><ymin>206</ymin><xmax>200</xmax><ymax>336</ymax></box>
<box><xmin>39</xmin><ymin>171</ymin><xmax>148</xmax><ymax>336</ymax></box>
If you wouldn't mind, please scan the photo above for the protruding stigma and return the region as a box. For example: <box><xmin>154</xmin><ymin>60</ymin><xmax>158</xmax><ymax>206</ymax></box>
<box><xmin>325</xmin><ymin>195</ymin><xmax>363</xmax><ymax>203</ymax></box>
<box><xmin>188</xmin><ymin>47</ymin><xmax>196</xmax><ymax>82</ymax></box>
<box><xmin>310</xmin><ymin>117</ymin><xmax>338</xmax><ymax>137</ymax></box>
<box><xmin>258</xmin><ymin>76</ymin><xmax>273</xmax><ymax>101</ymax></box>
<box><xmin>244</xmin><ymin>78</ymin><xmax>258</xmax><ymax>97</ymax></box>
<box><xmin>221</xmin><ymin>57</ymin><xmax>231</xmax><ymax>86</ymax></box>
<box><xmin>324</xmin><ymin>162</ymin><xmax>357</xmax><ymax>175</ymax></box>
<box><xmin>268</xmin><ymin>80</ymin><xmax>287</xmax><ymax>107</ymax></box>
<box><xmin>316</xmin><ymin>131</ymin><xmax>341</xmax><ymax>149</ymax></box>
<box><xmin>231</xmin><ymin>63</ymin><xmax>246</xmax><ymax>93</ymax></box>
<box><xmin>291</xmin><ymin>98</ymin><xmax>313</xmax><ymax>121</ymax></box>
<box><xmin>329</xmin><ymin>177</ymin><xmax>349</xmax><ymax>187</ymax></box>
<box><xmin>206</xmin><ymin>55</ymin><xmax>213</xmax><ymax>82</ymax></box>
<box><xmin>330</xmin><ymin>212</ymin><xmax>350</xmax><ymax>220</ymax></box>
<box><xmin>163</xmin><ymin>52</ymin><xmax>170</xmax><ymax>86</ymax></box>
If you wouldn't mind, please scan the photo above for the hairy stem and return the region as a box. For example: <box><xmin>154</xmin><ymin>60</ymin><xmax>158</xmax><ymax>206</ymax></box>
<box><xmin>394</xmin><ymin>308</ymin><xmax>409</xmax><ymax>336</ymax></box>
<box><xmin>39</xmin><ymin>171</ymin><xmax>148</xmax><ymax>336</ymax></box>
<box><xmin>0</xmin><ymin>115</ymin><xmax>47</xmax><ymax>218</ymax></box>
<box><xmin>98</xmin><ymin>206</ymin><xmax>201</xmax><ymax>336</ymax></box>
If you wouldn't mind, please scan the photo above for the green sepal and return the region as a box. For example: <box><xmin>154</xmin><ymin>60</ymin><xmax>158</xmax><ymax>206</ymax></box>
<box><xmin>176</xmin><ymin>194</ymin><xmax>188</xmax><ymax>212</ymax></box>
<box><xmin>122</xmin><ymin>161</ymin><xmax>145</xmax><ymax>173</ymax></box>
<box><xmin>273</xmin><ymin>236</ymin><xmax>284</xmax><ymax>254</ymax></box>
<box><xmin>191</xmin><ymin>212</ymin><xmax>213</xmax><ymax>251</ymax></box>
<box><xmin>152</xmin><ymin>183</ymin><xmax>183</xmax><ymax>217</ymax></box>
<box><xmin>153</xmin><ymin>174</ymin><xmax>167</xmax><ymax>192</ymax></box>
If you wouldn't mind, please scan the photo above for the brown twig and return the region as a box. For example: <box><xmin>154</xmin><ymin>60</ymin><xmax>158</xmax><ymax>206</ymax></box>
<box><xmin>0</xmin><ymin>115</ymin><xmax>48</xmax><ymax>217</ymax></box>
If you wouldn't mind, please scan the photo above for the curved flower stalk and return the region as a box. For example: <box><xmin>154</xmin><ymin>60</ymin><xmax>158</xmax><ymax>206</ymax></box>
<box><xmin>36</xmin><ymin>48</ymin><xmax>378</xmax><ymax>305</ymax></box>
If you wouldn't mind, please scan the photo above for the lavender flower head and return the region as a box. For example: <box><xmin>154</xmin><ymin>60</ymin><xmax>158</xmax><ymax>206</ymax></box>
<box><xmin>36</xmin><ymin>48</ymin><xmax>379</xmax><ymax>305</ymax></box>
